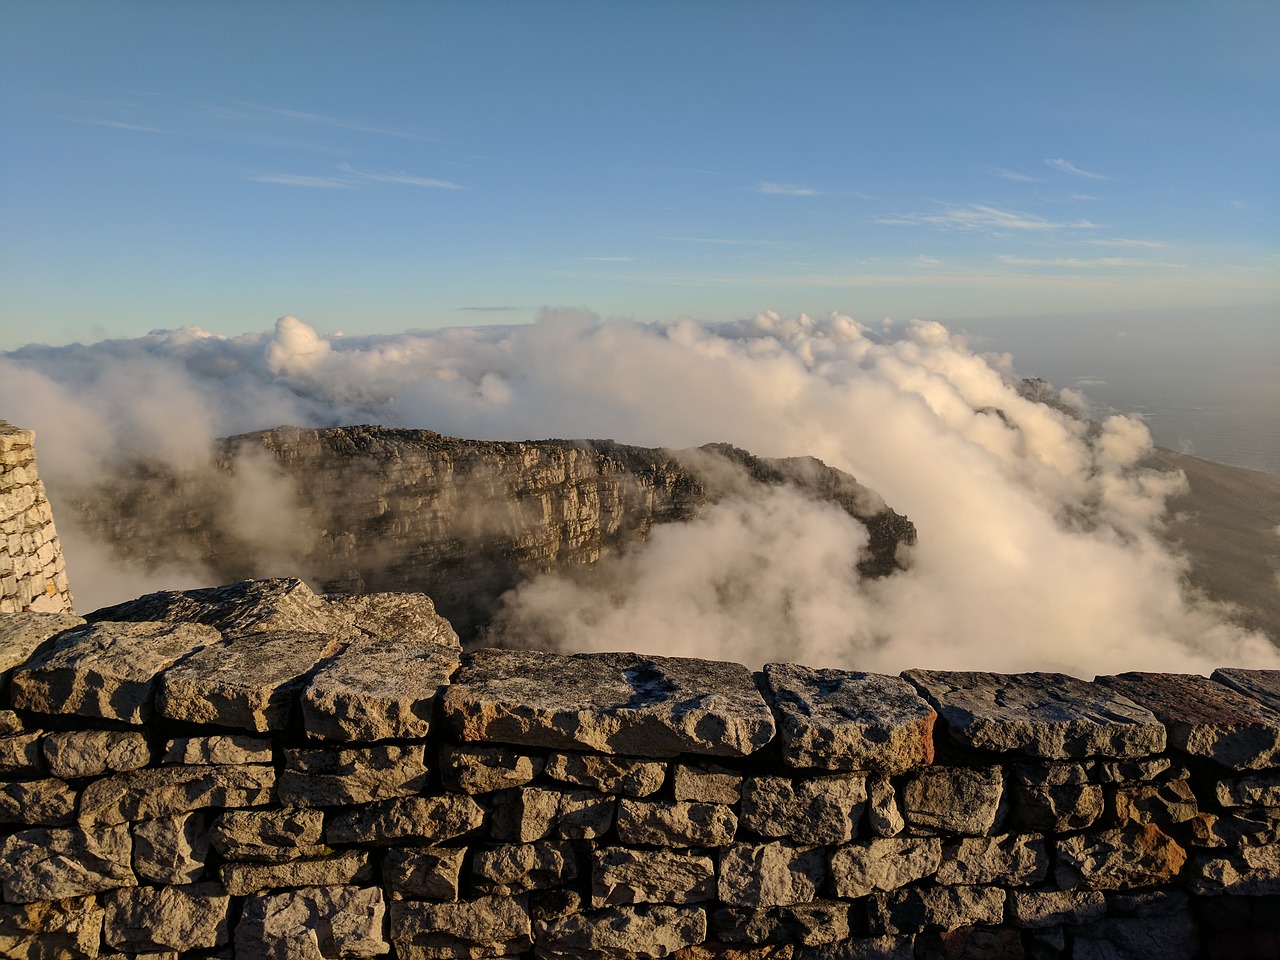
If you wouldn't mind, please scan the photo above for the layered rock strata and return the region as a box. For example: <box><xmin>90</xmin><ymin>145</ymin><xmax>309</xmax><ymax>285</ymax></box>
<box><xmin>0</xmin><ymin>420</ymin><xmax>73</xmax><ymax>615</ymax></box>
<box><xmin>3</xmin><ymin>578</ymin><xmax>1280</xmax><ymax>957</ymax></box>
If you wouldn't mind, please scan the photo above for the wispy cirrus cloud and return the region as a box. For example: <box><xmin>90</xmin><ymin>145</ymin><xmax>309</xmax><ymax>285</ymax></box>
<box><xmin>73</xmin><ymin>117</ymin><xmax>169</xmax><ymax>135</ymax></box>
<box><xmin>755</xmin><ymin>182</ymin><xmax>820</xmax><ymax>196</ymax></box>
<box><xmin>878</xmin><ymin>203</ymin><xmax>1097</xmax><ymax>232</ymax></box>
<box><xmin>1088</xmin><ymin>238</ymin><xmax>1168</xmax><ymax>249</ymax></box>
<box><xmin>247</xmin><ymin>165</ymin><xmax>464</xmax><ymax>190</ymax></box>
<box><xmin>223</xmin><ymin>101</ymin><xmax>435</xmax><ymax>141</ymax></box>
<box><xmin>998</xmin><ymin>254</ymin><xmax>1187</xmax><ymax>269</ymax></box>
<box><xmin>982</xmin><ymin>165</ymin><xmax>1039</xmax><ymax>182</ymax></box>
<box><xmin>245</xmin><ymin>174</ymin><xmax>354</xmax><ymax>189</ymax></box>
<box><xmin>1045</xmin><ymin>157</ymin><xmax>1110</xmax><ymax>180</ymax></box>
<box><xmin>338</xmin><ymin>164</ymin><xmax>464</xmax><ymax>189</ymax></box>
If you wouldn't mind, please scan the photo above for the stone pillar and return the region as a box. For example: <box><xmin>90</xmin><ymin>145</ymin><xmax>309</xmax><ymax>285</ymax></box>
<box><xmin>0</xmin><ymin>419</ymin><xmax>74</xmax><ymax>614</ymax></box>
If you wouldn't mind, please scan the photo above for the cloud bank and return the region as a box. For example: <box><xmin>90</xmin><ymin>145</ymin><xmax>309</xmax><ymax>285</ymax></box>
<box><xmin>2</xmin><ymin>311</ymin><xmax>1275</xmax><ymax>676</ymax></box>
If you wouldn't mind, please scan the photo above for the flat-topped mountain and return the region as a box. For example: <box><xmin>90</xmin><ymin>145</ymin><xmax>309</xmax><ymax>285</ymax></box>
<box><xmin>73</xmin><ymin>426</ymin><xmax>915</xmax><ymax>642</ymax></box>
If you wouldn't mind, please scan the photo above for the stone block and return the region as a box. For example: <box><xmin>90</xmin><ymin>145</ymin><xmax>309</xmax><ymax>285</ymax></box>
<box><xmin>713</xmin><ymin>900</ymin><xmax>850</xmax><ymax>947</ymax></box>
<box><xmin>302</xmin><ymin>623</ymin><xmax>460</xmax><ymax>742</ymax></box>
<box><xmin>1098</xmin><ymin>671</ymin><xmax>1280</xmax><ymax>770</ymax></box>
<box><xmin>765</xmin><ymin>664</ymin><xmax>936</xmax><ymax>773</ymax></box>
<box><xmin>0</xmin><ymin>896</ymin><xmax>104</xmax><ymax>960</ymax></box>
<box><xmin>490</xmin><ymin>787</ymin><xmax>616</xmax><ymax>843</ymax></box>
<box><xmin>158</xmin><ymin>630</ymin><xmax>345</xmax><ymax>732</ymax></box>
<box><xmin>277</xmin><ymin>743</ymin><xmax>429</xmax><ymax>807</ymax></box>
<box><xmin>544</xmin><ymin>751</ymin><xmax>666</xmax><ymax>796</ymax></box>
<box><xmin>1185</xmin><ymin>809</ymin><xmax>1280</xmax><ymax>848</ymax></box>
<box><xmin>1112</xmin><ymin>779</ymin><xmax>1198</xmax><ymax>825</ymax></box>
<box><xmin>615</xmin><ymin>798</ymin><xmax>737</xmax><ymax>847</ymax></box>
<box><xmin>0</xmin><ymin>730</ymin><xmax>42</xmax><ymax>774</ymax></box>
<box><xmin>442</xmin><ymin>648</ymin><xmax>775</xmax><ymax>758</ymax></box>
<box><xmin>0</xmin><ymin>775</ymin><xmax>77</xmax><ymax>825</ymax></box>
<box><xmin>828</xmin><ymin>836</ymin><xmax>942</xmax><ymax>898</ymax></box>
<box><xmin>935</xmin><ymin>833</ymin><xmax>1047</xmax><ymax>886</ymax></box>
<box><xmin>1010</xmin><ymin>762</ymin><xmax>1102</xmax><ymax>832</ymax></box>
<box><xmin>385</xmin><ymin>846</ymin><xmax>468</xmax><ymax>901</ymax></box>
<box><xmin>439</xmin><ymin>744</ymin><xmax>544</xmax><ymax>794</ymax></box>
<box><xmin>1007</xmin><ymin>889</ymin><xmax>1105</xmax><ymax>928</ymax></box>
<box><xmin>78</xmin><ymin>763</ymin><xmax>276</xmax><ymax>825</ymax></box>
<box><xmin>0</xmin><ymin>709</ymin><xmax>22</xmax><ymax>734</ymax></box>
<box><xmin>674</xmin><ymin>763</ymin><xmax>743</xmax><ymax>804</ymax></box>
<box><xmin>1056</xmin><ymin>824</ymin><xmax>1187</xmax><ymax>890</ymax></box>
<box><xmin>1213</xmin><ymin>666</ymin><xmax>1280</xmax><ymax>714</ymax></box>
<box><xmin>221</xmin><ymin>850</ymin><xmax>371</xmax><ymax>896</ymax></box>
<box><xmin>718</xmin><ymin>842</ymin><xmax>825</xmax><ymax>908</ymax></box>
<box><xmin>901</xmin><ymin>766</ymin><xmax>1003</xmax><ymax>835</ymax></box>
<box><xmin>1071</xmin><ymin>912</ymin><xmax>1199</xmax><ymax>960</ymax></box>
<box><xmin>904</xmin><ymin>670</ymin><xmax>1165</xmax><ymax>758</ymax></box>
<box><xmin>534</xmin><ymin>904</ymin><xmax>705</xmax><ymax>959</ymax></box>
<box><xmin>0</xmin><ymin>823</ymin><xmax>134</xmax><ymax>903</ymax></box>
<box><xmin>10</xmin><ymin>621</ymin><xmax>220</xmax><ymax>723</ymax></box>
<box><xmin>1190</xmin><ymin>843</ymin><xmax>1280</xmax><ymax>895</ymax></box>
<box><xmin>389</xmin><ymin>894</ymin><xmax>532</xmax><ymax>958</ymax></box>
<box><xmin>326</xmin><ymin>794</ymin><xmax>486</xmax><ymax>846</ymax></box>
<box><xmin>1216</xmin><ymin>771</ymin><xmax>1280</xmax><ymax>807</ymax></box>
<box><xmin>0</xmin><ymin>610</ymin><xmax>84</xmax><ymax>679</ymax></box>
<box><xmin>42</xmin><ymin>729</ymin><xmax>150</xmax><ymax>778</ymax></box>
<box><xmin>590</xmin><ymin>847</ymin><xmax>715</xmax><ymax>907</ymax></box>
<box><xmin>912</xmin><ymin>925</ymin><xmax>1024</xmax><ymax>960</ymax></box>
<box><xmin>742</xmin><ymin>774</ymin><xmax>866</xmax><ymax>844</ymax></box>
<box><xmin>133</xmin><ymin>812</ymin><xmax>210</xmax><ymax>883</ymax></box>
<box><xmin>871</xmin><ymin>886</ymin><xmax>1005</xmax><ymax>935</ymax></box>
<box><xmin>102</xmin><ymin>883</ymin><xmax>230</xmax><ymax>952</ymax></box>
<box><xmin>1093</xmin><ymin>757</ymin><xmax>1182</xmax><ymax>783</ymax></box>
<box><xmin>210</xmin><ymin>807</ymin><xmax>327</xmax><ymax>862</ymax></box>
<box><xmin>234</xmin><ymin>884</ymin><xmax>388</xmax><ymax>960</ymax></box>
<box><xmin>163</xmin><ymin>734</ymin><xmax>272</xmax><ymax>765</ymax></box>
<box><xmin>473</xmin><ymin>840</ymin><xmax>578</xmax><ymax>897</ymax></box>
<box><xmin>867</xmin><ymin>775</ymin><xmax>904</xmax><ymax>837</ymax></box>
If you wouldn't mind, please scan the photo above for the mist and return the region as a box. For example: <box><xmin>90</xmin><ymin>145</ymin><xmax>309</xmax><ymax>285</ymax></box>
<box><xmin>2</xmin><ymin>310</ymin><xmax>1275</xmax><ymax>676</ymax></box>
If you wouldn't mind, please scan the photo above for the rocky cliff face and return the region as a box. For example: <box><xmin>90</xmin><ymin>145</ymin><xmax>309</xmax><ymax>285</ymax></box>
<box><xmin>73</xmin><ymin>426</ymin><xmax>915</xmax><ymax>641</ymax></box>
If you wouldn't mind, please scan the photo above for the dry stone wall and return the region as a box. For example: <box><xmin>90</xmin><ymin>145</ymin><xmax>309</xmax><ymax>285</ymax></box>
<box><xmin>0</xmin><ymin>420</ymin><xmax>73</xmax><ymax>616</ymax></box>
<box><xmin>2</xmin><ymin>578</ymin><xmax>1279</xmax><ymax>959</ymax></box>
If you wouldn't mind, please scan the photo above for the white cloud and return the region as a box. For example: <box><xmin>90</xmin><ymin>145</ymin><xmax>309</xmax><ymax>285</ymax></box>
<box><xmin>755</xmin><ymin>182</ymin><xmax>820</xmax><ymax>197</ymax></box>
<box><xmin>997</xmin><ymin>254</ymin><xmax>1187</xmax><ymax>269</ymax></box>
<box><xmin>1088</xmin><ymin>238</ymin><xmax>1169</xmax><ymax>249</ymax></box>
<box><xmin>245</xmin><ymin>174</ymin><xmax>353</xmax><ymax>189</ymax></box>
<box><xmin>1045</xmin><ymin>157</ymin><xmax>1111</xmax><ymax>180</ymax></box>
<box><xmin>338</xmin><ymin>164</ymin><xmax>464</xmax><ymax>189</ymax></box>
<box><xmin>982</xmin><ymin>166</ymin><xmax>1039</xmax><ymax>182</ymax></box>
<box><xmin>879</xmin><ymin>203</ymin><xmax>1097</xmax><ymax>232</ymax></box>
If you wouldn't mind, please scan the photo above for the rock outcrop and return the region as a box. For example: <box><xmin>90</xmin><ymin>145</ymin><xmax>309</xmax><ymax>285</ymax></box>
<box><xmin>70</xmin><ymin>426</ymin><xmax>916</xmax><ymax>641</ymax></box>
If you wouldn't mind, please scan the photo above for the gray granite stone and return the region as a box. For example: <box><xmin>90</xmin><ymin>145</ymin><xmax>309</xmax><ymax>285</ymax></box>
<box><xmin>221</xmin><ymin>851</ymin><xmax>371</xmax><ymax>896</ymax></box>
<box><xmin>904</xmin><ymin>670</ymin><xmax>1165</xmax><ymax>758</ymax></box>
<box><xmin>473</xmin><ymin>841</ymin><xmax>577</xmax><ymax>897</ymax></box>
<box><xmin>718</xmin><ymin>842</ymin><xmax>825</xmax><ymax>908</ymax></box>
<box><xmin>102</xmin><ymin>883</ymin><xmax>230</xmax><ymax>953</ymax></box>
<box><xmin>42</xmin><ymin>730</ymin><xmax>150</xmax><ymax>779</ymax></box>
<box><xmin>534</xmin><ymin>904</ymin><xmax>704</xmax><ymax>959</ymax></box>
<box><xmin>901</xmin><ymin>766</ymin><xmax>1003</xmax><ymax>835</ymax></box>
<box><xmin>544</xmin><ymin>752</ymin><xmax>666</xmax><ymax>796</ymax></box>
<box><xmin>0</xmin><ymin>823</ymin><xmax>135</xmax><ymax>903</ymax></box>
<box><xmin>78</xmin><ymin>763</ymin><xmax>276</xmax><ymax>825</ymax></box>
<box><xmin>765</xmin><ymin>664</ymin><xmax>936</xmax><ymax>773</ymax></box>
<box><xmin>490</xmin><ymin>787</ymin><xmax>616</xmax><ymax>843</ymax></box>
<box><xmin>389</xmin><ymin>894</ymin><xmax>532</xmax><ymax>958</ymax></box>
<box><xmin>0</xmin><ymin>896</ymin><xmax>104</xmax><ymax>960</ymax></box>
<box><xmin>590</xmin><ymin>847</ymin><xmax>715</xmax><ymax>907</ymax></box>
<box><xmin>234</xmin><ymin>885</ymin><xmax>387</xmax><ymax>960</ymax></box>
<box><xmin>277</xmin><ymin>744</ymin><xmax>429</xmax><ymax>807</ymax></box>
<box><xmin>439</xmin><ymin>744</ymin><xmax>544</xmax><ymax>794</ymax></box>
<box><xmin>326</xmin><ymin>794</ymin><xmax>485</xmax><ymax>846</ymax></box>
<box><xmin>829</xmin><ymin>837</ymin><xmax>942</xmax><ymax>897</ymax></box>
<box><xmin>1098</xmin><ymin>671</ymin><xmax>1280</xmax><ymax>770</ymax></box>
<box><xmin>385</xmin><ymin>846</ymin><xmax>468</xmax><ymax>901</ymax></box>
<box><xmin>615</xmin><ymin>798</ymin><xmax>738</xmax><ymax>847</ymax></box>
<box><xmin>442</xmin><ymin>648</ymin><xmax>775</xmax><ymax>758</ymax></box>
<box><xmin>10</xmin><ymin>621</ymin><xmax>220</xmax><ymax>723</ymax></box>
<box><xmin>158</xmin><ymin>630</ymin><xmax>344</xmax><ymax>732</ymax></box>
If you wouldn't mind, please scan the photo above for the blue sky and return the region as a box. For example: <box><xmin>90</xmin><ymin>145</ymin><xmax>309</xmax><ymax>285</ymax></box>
<box><xmin>1</xmin><ymin>1</ymin><xmax>1276</xmax><ymax>349</ymax></box>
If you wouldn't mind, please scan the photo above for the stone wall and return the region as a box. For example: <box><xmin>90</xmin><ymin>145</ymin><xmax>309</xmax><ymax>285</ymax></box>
<box><xmin>2</xmin><ymin>578</ymin><xmax>1278</xmax><ymax>959</ymax></box>
<box><xmin>0</xmin><ymin>420</ymin><xmax>73</xmax><ymax>616</ymax></box>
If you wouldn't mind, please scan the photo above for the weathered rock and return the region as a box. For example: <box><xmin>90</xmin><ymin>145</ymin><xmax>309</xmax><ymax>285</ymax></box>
<box><xmin>912</xmin><ymin>925</ymin><xmax>1024</xmax><ymax>960</ymax></box>
<box><xmin>1190</xmin><ymin>843</ymin><xmax>1280</xmax><ymax>895</ymax></box>
<box><xmin>791</xmin><ymin>936</ymin><xmax>916</xmax><ymax>960</ymax></box>
<box><xmin>302</xmin><ymin>613</ymin><xmax>460</xmax><ymax>741</ymax></box>
<box><xmin>1185</xmin><ymin>809</ymin><xmax>1280</xmax><ymax>848</ymax></box>
<box><xmin>385</xmin><ymin>846</ymin><xmax>468</xmax><ymax>901</ymax></box>
<box><xmin>0</xmin><ymin>709</ymin><xmax>22</xmax><ymax>734</ymax></box>
<box><xmin>0</xmin><ymin>611</ymin><xmax>84</xmax><ymax>679</ymax></box>
<box><xmin>674</xmin><ymin>763</ymin><xmax>743</xmax><ymax>804</ymax></box>
<box><xmin>221</xmin><ymin>850</ymin><xmax>371</xmax><ymax>896</ymax></box>
<box><xmin>674</xmin><ymin>944</ymin><xmax>797</xmax><ymax>960</ymax></box>
<box><xmin>1092</xmin><ymin>757</ymin><xmax>1182</xmax><ymax>783</ymax></box>
<box><xmin>277</xmin><ymin>744</ymin><xmax>429</xmax><ymax>807</ymax></box>
<box><xmin>78</xmin><ymin>763</ymin><xmax>276</xmax><ymax>825</ymax></box>
<box><xmin>234</xmin><ymin>885</ymin><xmax>388</xmax><ymax>960</ymax></box>
<box><xmin>1098</xmin><ymin>671</ymin><xmax>1280</xmax><ymax>770</ymax></box>
<box><xmin>719</xmin><ymin>842</ymin><xmax>825</xmax><ymax>908</ymax></box>
<box><xmin>326</xmin><ymin>794</ymin><xmax>486</xmax><ymax>846</ymax></box>
<box><xmin>615</xmin><ymin>798</ymin><xmax>738</xmax><ymax>847</ymax></box>
<box><xmin>1007</xmin><ymin>889</ymin><xmax>1105</xmax><ymax>928</ymax></box>
<box><xmin>1216</xmin><ymin>771</ymin><xmax>1280</xmax><ymax>807</ymax></box>
<box><xmin>210</xmin><ymin>808</ymin><xmax>326</xmax><ymax>861</ymax></box>
<box><xmin>867</xmin><ymin>775</ymin><xmax>904</xmax><ymax>837</ymax></box>
<box><xmin>765</xmin><ymin>664</ymin><xmax>936</xmax><ymax>774</ymax></box>
<box><xmin>591</xmin><ymin>847</ymin><xmax>716</xmax><ymax>907</ymax></box>
<box><xmin>1056</xmin><ymin>824</ymin><xmax>1187</xmax><ymax>890</ymax></box>
<box><xmin>935</xmin><ymin>833</ymin><xmax>1047</xmax><ymax>886</ymax></box>
<box><xmin>904</xmin><ymin>670</ymin><xmax>1165</xmax><ymax>758</ymax></box>
<box><xmin>42</xmin><ymin>729</ymin><xmax>150</xmax><ymax>779</ymax></box>
<box><xmin>1112</xmin><ymin>779</ymin><xmax>1198</xmax><ymax>825</ymax></box>
<box><xmin>87</xmin><ymin>577</ymin><xmax>350</xmax><ymax>637</ymax></box>
<box><xmin>0</xmin><ymin>730</ymin><xmax>42</xmax><ymax>774</ymax></box>
<box><xmin>544</xmin><ymin>752</ymin><xmax>666</xmax><ymax>796</ymax></box>
<box><xmin>901</xmin><ymin>766</ymin><xmax>1003</xmax><ymax>835</ymax></box>
<box><xmin>163</xmin><ymin>734</ymin><xmax>272</xmax><ymax>765</ymax></box>
<box><xmin>828</xmin><ymin>837</ymin><xmax>942</xmax><ymax>897</ymax></box>
<box><xmin>1213</xmin><ymin>667</ymin><xmax>1280</xmax><ymax>713</ymax></box>
<box><xmin>133</xmin><ymin>812</ymin><xmax>210</xmax><ymax>883</ymax></box>
<box><xmin>390</xmin><ymin>894</ymin><xmax>532</xmax><ymax>958</ymax></box>
<box><xmin>871</xmin><ymin>886</ymin><xmax>1005</xmax><ymax>935</ymax></box>
<box><xmin>742</xmin><ymin>775</ymin><xmax>866</xmax><ymax>845</ymax></box>
<box><xmin>443</xmin><ymin>648</ymin><xmax>775</xmax><ymax>758</ymax></box>
<box><xmin>490</xmin><ymin>787</ymin><xmax>616</xmax><ymax>843</ymax></box>
<box><xmin>439</xmin><ymin>744</ymin><xmax>544</xmax><ymax>794</ymax></box>
<box><xmin>473</xmin><ymin>841</ymin><xmax>577</xmax><ymax>897</ymax></box>
<box><xmin>713</xmin><ymin>900</ymin><xmax>850</xmax><ymax>947</ymax></box>
<box><xmin>0</xmin><ymin>896</ymin><xmax>104</xmax><ymax>960</ymax></box>
<box><xmin>102</xmin><ymin>883</ymin><xmax>230</xmax><ymax>952</ymax></box>
<box><xmin>535</xmin><ymin>904</ymin><xmax>705</xmax><ymax>959</ymax></box>
<box><xmin>1009</xmin><ymin>762</ymin><xmax>1102</xmax><ymax>832</ymax></box>
<box><xmin>0</xmin><ymin>823</ymin><xmax>134</xmax><ymax>902</ymax></box>
<box><xmin>0</xmin><ymin>775</ymin><xmax>77</xmax><ymax>825</ymax></box>
<box><xmin>1071</xmin><ymin>912</ymin><xmax>1199</xmax><ymax>960</ymax></box>
<box><xmin>9</xmin><ymin>621</ymin><xmax>220</xmax><ymax>723</ymax></box>
<box><xmin>158</xmin><ymin>630</ymin><xmax>344</xmax><ymax>732</ymax></box>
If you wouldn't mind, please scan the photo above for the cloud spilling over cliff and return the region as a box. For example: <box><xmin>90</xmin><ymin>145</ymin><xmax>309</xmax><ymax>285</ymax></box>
<box><xmin>2</xmin><ymin>311</ymin><xmax>1275</xmax><ymax>675</ymax></box>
